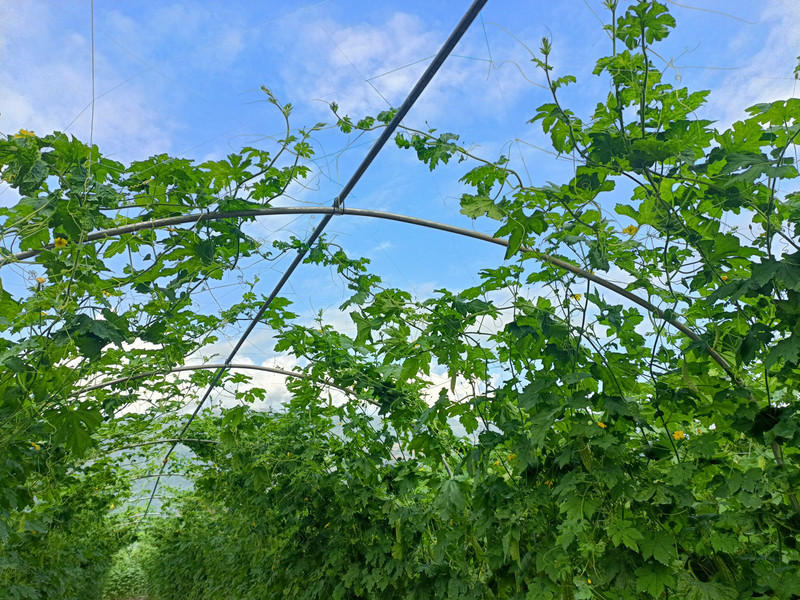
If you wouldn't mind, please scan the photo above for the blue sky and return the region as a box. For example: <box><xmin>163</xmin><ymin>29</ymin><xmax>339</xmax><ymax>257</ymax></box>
<box><xmin>1</xmin><ymin>0</ymin><xmax>799</xmax><ymax>402</ymax></box>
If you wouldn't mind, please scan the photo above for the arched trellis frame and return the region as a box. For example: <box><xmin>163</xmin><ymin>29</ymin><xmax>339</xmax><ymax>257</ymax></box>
<box><xmin>11</xmin><ymin>206</ymin><xmax>736</xmax><ymax>379</ymax></box>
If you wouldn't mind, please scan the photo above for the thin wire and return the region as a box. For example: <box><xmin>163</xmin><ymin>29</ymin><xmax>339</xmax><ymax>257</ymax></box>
<box><xmin>137</xmin><ymin>0</ymin><xmax>490</xmax><ymax>526</ymax></box>
<box><xmin>87</xmin><ymin>0</ymin><xmax>96</xmax><ymax>182</ymax></box>
<box><xmin>312</xmin><ymin>15</ymin><xmax>392</xmax><ymax>107</ymax></box>
<box><xmin>365</xmin><ymin>53</ymin><xmax>492</xmax><ymax>82</ymax></box>
<box><xmin>479</xmin><ymin>14</ymin><xmax>532</xmax><ymax>186</ymax></box>
<box><xmin>663</xmin><ymin>0</ymin><xmax>755</xmax><ymax>24</ymax></box>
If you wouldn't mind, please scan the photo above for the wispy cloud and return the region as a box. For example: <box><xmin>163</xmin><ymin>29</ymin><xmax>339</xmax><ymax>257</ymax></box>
<box><xmin>272</xmin><ymin>10</ymin><xmax>537</xmax><ymax>127</ymax></box>
<box><xmin>706</xmin><ymin>0</ymin><xmax>799</xmax><ymax>127</ymax></box>
<box><xmin>0</xmin><ymin>2</ymin><xmax>175</xmax><ymax>161</ymax></box>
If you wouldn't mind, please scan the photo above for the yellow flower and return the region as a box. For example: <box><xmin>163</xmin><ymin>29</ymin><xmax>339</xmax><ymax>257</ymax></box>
<box><xmin>31</xmin><ymin>442</ymin><xmax>40</xmax><ymax>450</ymax></box>
<box><xmin>14</xmin><ymin>129</ymin><xmax>35</xmax><ymax>138</ymax></box>
<box><xmin>598</xmin><ymin>422</ymin><xmax>607</xmax><ymax>429</ymax></box>
<box><xmin>508</xmin><ymin>453</ymin><xmax>516</xmax><ymax>460</ymax></box>
<box><xmin>571</xmin><ymin>294</ymin><xmax>582</xmax><ymax>301</ymax></box>
<box><xmin>35</xmin><ymin>277</ymin><xmax>46</xmax><ymax>284</ymax></box>
<box><xmin>673</xmin><ymin>430</ymin><xmax>685</xmax><ymax>441</ymax></box>
<box><xmin>53</xmin><ymin>237</ymin><xmax>68</xmax><ymax>248</ymax></box>
<box><xmin>622</xmin><ymin>225</ymin><xmax>638</xmax><ymax>235</ymax></box>
<box><xmin>324</xmin><ymin>522</ymin><xmax>330</xmax><ymax>528</ymax></box>
<box><xmin>102</xmin><ymin>290</ymin><xmax>111</xmax><ymax>297</ymax></box>
<box><xmin>110</xmin><ymin>504</ymin><xmax>114</xmax><ymax>509</ymax></box>
<box><xmin>721</xmin><ymin>275</ymin><xmax>728</xmax><ymax>281</ymax></box>
<box><xmin>588</xmin><ymin>578</ymin><xmax>592</xmax><ymax>584</ymax></box>
<box><xmin>544</xmin><ymin>480</ymin><xmax>554</xmax><ymax>487</ymax></box>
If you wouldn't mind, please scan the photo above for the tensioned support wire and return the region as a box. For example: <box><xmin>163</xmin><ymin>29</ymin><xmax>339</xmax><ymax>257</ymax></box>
<box><xmin>138</xmin><ymin>0</ymin><xmax>490</xmax><ymax>524</ymax></box>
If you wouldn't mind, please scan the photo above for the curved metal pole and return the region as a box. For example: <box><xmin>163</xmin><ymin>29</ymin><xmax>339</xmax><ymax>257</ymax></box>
<box><xmin>111</xmin><ymin>438</ymin><xmax>219</xmax><ymax>451</ymax></box>
<box><xmin>77</xmin><ymin>362</ymin><xmax>356</xmax><ymax>398</ymax></box>
<box><xmin>13</xmin><ymin>205</ymin><xmax>734</xmax><ymax>378</ymax></box>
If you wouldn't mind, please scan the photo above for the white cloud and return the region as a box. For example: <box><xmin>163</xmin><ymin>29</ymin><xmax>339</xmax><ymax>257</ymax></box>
<box><xmin>104</xmin><ymin>3</ymin><xmax>246</xmax><ymax>72</ymax></box>
<box><xmin>274</xmin><ymin>10</ymin><xmax>534</xmax><ymax>128</ymax></box>
<box><xmin>0</xmin><ymin>2</ymin><xmax>175</xmax><ymax>161</ymax></box>
<box><xmin>707</xmin><ymin>0</ymin><xmax>799</xmax><ymax>127</ymax></box>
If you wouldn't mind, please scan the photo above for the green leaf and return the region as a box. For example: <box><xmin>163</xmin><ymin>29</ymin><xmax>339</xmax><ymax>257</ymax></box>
<box><xmin>766</xmin><ymin>336</ymin><xmax>800</xmax><ymax>370</ymax></box>
<box><xmin>640</xmin><ymin>530</ymin><xmax>677</xmax><ymax>565</ymax></box>
<box><xmin>436</xmin><ymin>478</ymin><xmax>465</xmax><ymax>518</ymax></box>
<box><xmin>634</xmin><ymin>564</ymin><xmax>675</xmax><ymax>597</ymax></box>
<box><xmin>609</xmin><ymin>519</ymin><xmax>644</xmax><ymax>551</ymax></box>
<box><xmin>50</xmin><ymin>405</ymin><xmax>103</xmax><ymax>455</ymax></box>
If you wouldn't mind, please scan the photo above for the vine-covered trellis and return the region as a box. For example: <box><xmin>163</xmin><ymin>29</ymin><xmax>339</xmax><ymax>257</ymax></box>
<box><xmin>2</xmin><ymin>1</ymin><xmax>800</xmax><ymax>599</ymax></box>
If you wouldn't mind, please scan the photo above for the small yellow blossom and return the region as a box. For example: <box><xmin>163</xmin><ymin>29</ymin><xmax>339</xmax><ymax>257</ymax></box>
<box><xmin>493</xmin><ymin>460</ymin><xmax>501</xmax><ymax>466</ymax></box>
<box><xmin>14</xmin><ymin>129</ymin><xmax>35</xmax><ymax>138</ymax></box>
<box><xmin>508</xmin><ymin>453</ymin><xmax>516</xmax><ymax>460</ymax></box>
<box><xmin>110</xmin><ymin>504</ymin><xmax>114</xmax><ymax>509</ymax></box>
<box><xmin>571</xmin><ymin>294</ymin><xmax>582</xmax><ymax>301</ymax></box>
<box><xmin>36</xmin><ymin>277</ymin><xmax>46</xmax><ymax>284</ymax></box>
<box><xmin>324</xmin><ymin>522</ymin><xmax>330</xmax><ymax>529</ymax></box>
<box><xmin>31</xmin><ymin>442</ymin><xmax>40</xmax><ymax>450</ymax></box>
<box><xmin>622</xmin><ymin>225</ymin><xmax>638</xmax><ymax>235</ymax></box>
<box><xmin>588</xmin><ymin>578</ymin><xmax>592</xmax><ymax>584</ymax></box>
<box><xmin>102</xmin><ymin>290</ymin><xmax>111</xmax><ymax>297</ymax></box>
<box><xmin>544</xmin><ymin>480</ymin><xmax>554</xmax><ymax>487</ymax></box>
<box><xmin>721</xmin><ymin>275</ymin><xmax>728</xmax><ymax>281</ymax></box>
<box><xmin>598</xmin><ymin>422</ymin><xmax>607</xmax><ymax>429</ymax></box>
<box><xmin>53</xmin><ymin>237</ymin><xmax>68</xmax><ymax>248</ymax></box>
<box><xmin>673</xmin><ymin>430</ymin><xmax>685</xmax><ymax>441</ymax></box>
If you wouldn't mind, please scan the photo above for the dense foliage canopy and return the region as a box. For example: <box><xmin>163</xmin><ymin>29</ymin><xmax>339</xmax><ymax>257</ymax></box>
<box><xmin>1</xmin><ymin>2</ymin><xmax>799</xmax><ymax>598</ymax></box>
